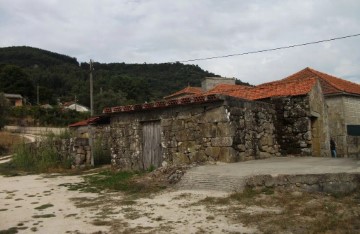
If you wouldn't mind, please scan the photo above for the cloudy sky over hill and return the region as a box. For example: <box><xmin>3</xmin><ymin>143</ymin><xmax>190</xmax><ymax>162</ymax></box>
<box><xmin>1</xmin><ymin>0</ymin><xmax>360</xmax><ymax>84</ymax></box>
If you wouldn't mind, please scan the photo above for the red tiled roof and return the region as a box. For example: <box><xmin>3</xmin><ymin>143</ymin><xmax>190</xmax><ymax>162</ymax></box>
<box><xmin>205</xmin><ymin>84</ymin><xmax>251</xmax><ymax>95</ymax></box>
<box><xmin>164</xmin><ymin>86</ymin><xmax>203</xmax><ymax>99</ymax></box>
<box><xmin>204</xmin><ymin>78</ymin><xmax>317</xmax><ymax>100</ymax></box>
<box><xmin>282</xmin><ymin>67</ymin><xmax>360</xmax><ymax>95</ymax></box>
<box><xmin>103</xmin><ymin>94</ymin><xmax>221</xmax><ymax>114</ymax></box>
<box><xmin>68</xmin><ymin>117</ymin><xmax>100</xmax><ymax>127</ymax></box>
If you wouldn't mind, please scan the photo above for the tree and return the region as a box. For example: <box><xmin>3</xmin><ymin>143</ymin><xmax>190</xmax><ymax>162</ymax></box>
<box><xmin>94</xmin><ymin>90</ymin><xmax>128</xmax><ymax>115</ymax></box>
<box><xmin>0</xmin><ymin>93</ymin><xmax>9</xmax><ymax>129</ymax></box>
<box><xmin>0</xmin><ymin>65</ymin><xmax>35</xmax><ymax>103</ymax></box>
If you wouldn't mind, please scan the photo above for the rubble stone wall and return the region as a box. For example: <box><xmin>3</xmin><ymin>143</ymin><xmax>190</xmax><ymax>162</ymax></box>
<box><xmin>269</xmin><ymin>95</ymin><xmax>312</xmax><ymax>156</ymax></box>
<box><xmin>110</xmin><ymin>98</ymin><xmax>280</xmax><ymax>170</ymax></box>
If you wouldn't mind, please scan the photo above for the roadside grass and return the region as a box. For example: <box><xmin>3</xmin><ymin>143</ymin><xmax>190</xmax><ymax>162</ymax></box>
<box><xmin>197</xmin><ymin>187</ymin><xmax>360</xmax><ymax>233</ymax></box>
<box><xmin>34</xmin><ymin>203</ymin><xmax>54</xmax><ymax>210</ymax></box>
<box><xmin>0</xmin><ymin>131</ymin><xmax>26</xmax><ymax>156</ymax></box>
<box><xmin>59</xmin><ymin>170</ymin><xmax>166</xmax><ymax>195</ymax></box>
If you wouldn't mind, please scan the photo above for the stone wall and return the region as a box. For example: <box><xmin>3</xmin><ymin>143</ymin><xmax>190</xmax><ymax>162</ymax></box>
<box><xmin>326</xmin><ymin>95</ymin><xmax>360</xmax><ymax>157</ymax></box>
<box><xmin>269</xmin><ymin>95</ymin><xmax>312</xmax><ymax>156</ymax></box>
<box><xmin>308</xmin><ymin>82</ymin><xmax>330</xmax><ymax>157</ymax></box>
<box><xmin>110</xmin><ymin>97</ymin><xmax>280</xmax><ymax>170</ymax></box>
<box><xmin>325</xmin><ymin>96</ymin><xmax>347</xmax><ymax>157</ymax></box>
<box><xmin>227</xmin><ymin>98</ymin><xmax>279</xmax><ymax>160</ymax></box>
<box><xmin>57</xmin><ymin>137</ymin><xmax>91</xmax><ymax>168</ymax></box>
<box><xmin>344</xmin><ymin>96</ymin><xmax>360</xmax><ymax>124</ymax></box>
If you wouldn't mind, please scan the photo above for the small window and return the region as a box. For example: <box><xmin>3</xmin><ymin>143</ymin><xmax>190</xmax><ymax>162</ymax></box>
<box><xmin>347</xmin><ymin>125</ymin><xmax>360</xmax><ymax>136</ymax></box>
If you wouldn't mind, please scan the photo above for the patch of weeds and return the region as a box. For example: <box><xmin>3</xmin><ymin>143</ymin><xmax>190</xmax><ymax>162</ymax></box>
<box><xmin>154</xmin><ymin>216</ymin><xmax>163</xmax><ymax>221</ymax></box>
<box><xmin>58</xmin><ymin>182</ymin><xmax>100</xmax><ymax>193</ymax></box>
<box><xmin>123</xmin><ymin>207</ymin><xmax>141</xmax><ymax>220</ymax></box>
<box><xmin>206</xmin><ymin>215</ymin><xmax>215</xmax><ymax>220</ymax></box>
<box><xmin>34</xmin><ymin>203</ymin><xmax>54</xmax><ymax>210</ymax></box>
<box><xmin>65</xmin><ymin>213</ymin><xmax>77</xmax><ymax>218</ymax></box>
<box><xmin>197</xmin><ymin>196</ymin><xmax>230</xmax><ymax>206</ymax></box>
<box><xmin>32</xmin><ymin>214</ymin><xmax>56</xmax><ymax>218</ymax></box>
<box><xmin>91</xmin><ymin>220</ymin><xmax>112</xmax><ymax>226</ymax></box>
<box><xmin>120</xmin><ymin>200</ymin><xmax>137</xmax><ymax>206</ymax></box>
<box><xmin>30</xmin><ymin>227</ymin><xmax>37</xmax><ymax>232</ymax></box>
<box><xmin>30</xmin><ymin>202</ymin><xmax>39</xmax><ymax>204</ymax></box>
<box><xmin>172</xmin><ymin>193</ymin><xmax>192</xmax><ymax>200</ymax></box>
<box><xmin>0</xmin><ymin>209</ymin><xmax>8</xmax><ymax>211</ymax></box>
<box><xmin>0</xmin><ymin>227</ymin><xmax>19</xmax><ymax>234</ymax></box>
<box><xmin>27</xmin><ymin>195</ymin><xmax>36</xmax><ymax>197</ymax></box>
<box><xmin>14</xmin><ymin>198</ymin><xmax>23</xmax><ymax>201</ymax></box>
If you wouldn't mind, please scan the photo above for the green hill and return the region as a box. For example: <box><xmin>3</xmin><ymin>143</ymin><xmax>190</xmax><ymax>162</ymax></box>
<box><xmin>0</xmin><ymin>46</ymin><xmax>249</xmax><ymax>114</ymax></box>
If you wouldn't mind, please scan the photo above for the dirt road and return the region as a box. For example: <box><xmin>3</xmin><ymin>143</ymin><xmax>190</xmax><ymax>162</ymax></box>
<box><xmin>0</xmin><ymin>174</ymin><xmax>254</xmax><ymax>234</ymax></box>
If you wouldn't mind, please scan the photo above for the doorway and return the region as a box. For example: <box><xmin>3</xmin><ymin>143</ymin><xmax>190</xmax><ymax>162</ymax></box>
<box><xmin>142</xmin><ymin>121</ymin><xmax>162</xmax><ymax>170</ymax></box>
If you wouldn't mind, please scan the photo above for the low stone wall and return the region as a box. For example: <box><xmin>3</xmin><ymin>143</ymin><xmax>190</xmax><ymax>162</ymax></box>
<box><xmin>57</xmin><ymin>137</ymin><xmax>91</xmax><ymax>168</ymax></box>
<box><xmin>245</xmin><ymin>173</ymin><xmax>360</xmax><ymax>195</ymax></box>
<box><xmin>4</xmin><ymin>125</ymin><xmax>66</xmax><ymax>135</ymax></box>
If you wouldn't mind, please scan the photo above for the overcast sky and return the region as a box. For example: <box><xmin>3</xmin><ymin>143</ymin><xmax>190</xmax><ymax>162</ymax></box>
<box><xmin>1</xmin><ymin>0</ymin><xmax>360</xmax><ymax>85</ymax></box>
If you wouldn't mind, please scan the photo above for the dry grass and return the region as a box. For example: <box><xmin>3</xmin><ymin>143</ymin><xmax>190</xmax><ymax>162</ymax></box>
<box><xmin>0</xmin><ymin>131</ymin><xmax>26</xmax><ymax>156</ymax></box>
<box><xmin>198</xmin><ymin>187</ymin><xmax>360</xmax><ymax>234</ymax></box>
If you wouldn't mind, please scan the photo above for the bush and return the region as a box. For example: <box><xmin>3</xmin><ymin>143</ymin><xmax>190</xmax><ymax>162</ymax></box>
<box><xmin>12</xmin><ymin>134</ymin><xmax>71</xmax><ymax>172</ymax></box>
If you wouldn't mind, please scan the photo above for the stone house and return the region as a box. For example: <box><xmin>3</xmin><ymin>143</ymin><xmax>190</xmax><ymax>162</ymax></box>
<box><xmin>279</xmin><ymin>68</ymin><xmax>360</xmax><ymax>157</ymax></box>
<box><xmin>102</xmin><ymin>68</ymin><xmax>337</xmax><ymax>170</ymax></box>
<box><xmin>4</xmin><ymin>93</ymin><xmax>23</xmax><ymax>106</ymax></box>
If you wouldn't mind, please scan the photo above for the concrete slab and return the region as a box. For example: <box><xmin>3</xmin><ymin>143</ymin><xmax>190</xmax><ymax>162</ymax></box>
<box><xmin>191</xmin><ymin>157</ymin><xmax>360</xmax><ymax>176</ymax></box>
<box><xmin>176</xmin><ymin>157</ymin><xmax>360</xmax><ymax>192</ymax></box>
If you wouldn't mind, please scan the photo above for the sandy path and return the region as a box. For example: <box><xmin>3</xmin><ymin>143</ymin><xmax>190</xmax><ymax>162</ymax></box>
<box><xmin>0</xmin><ymin>174</ymin><xmax>256</xmax><ymax>234</ymax></box>
<box><xmin>0</xmin><ymin>174</ymin><xmax>107</xmax><ymax>233</ymax></box>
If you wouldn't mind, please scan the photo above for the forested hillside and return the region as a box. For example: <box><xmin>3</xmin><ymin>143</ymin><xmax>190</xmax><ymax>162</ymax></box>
<box><xmin>0</xmin><ymin>46</ymin><xmax>249</xmax><ymax>114</ymax></box>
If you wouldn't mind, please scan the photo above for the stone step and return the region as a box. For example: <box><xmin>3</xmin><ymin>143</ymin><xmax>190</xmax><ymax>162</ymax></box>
<box><xmin>176</xmin><ymin>172</ymin><xmax>246</xmax><ymax>192</ymax></box>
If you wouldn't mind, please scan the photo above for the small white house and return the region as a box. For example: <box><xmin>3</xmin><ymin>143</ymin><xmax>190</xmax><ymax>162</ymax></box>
<box><xmin>65</xmin><ymin>103</ymin><xmax>90</xmax><ymax>112</ymax></box>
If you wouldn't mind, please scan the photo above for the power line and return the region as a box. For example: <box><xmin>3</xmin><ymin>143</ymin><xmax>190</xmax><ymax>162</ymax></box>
<box><xmin>177</xmin><ymin>33</ymin><xmax>360</xmax><ymax>63</ymax></box>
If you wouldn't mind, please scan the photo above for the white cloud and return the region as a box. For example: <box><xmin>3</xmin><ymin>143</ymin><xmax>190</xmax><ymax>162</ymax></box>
<box><xmin>0</xmin><ymin>0</ymin><xmax>359</xmax><ymax>84</ymax></box>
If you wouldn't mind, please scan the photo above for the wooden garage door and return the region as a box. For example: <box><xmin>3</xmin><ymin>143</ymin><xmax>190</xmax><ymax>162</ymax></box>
<box><xmin>142</xmin><ymin>121</ymin><xmax>162</xmax><ymax>170</ymax></box>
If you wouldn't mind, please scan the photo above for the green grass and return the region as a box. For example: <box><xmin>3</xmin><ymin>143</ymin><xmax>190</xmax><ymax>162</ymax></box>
<box><xmin>34</xmin><ymin>203</ymin><xmax>54</xmax><ymax>210</ymax></box>
<box><xmin>59</xmin><ymin>170</ymin><xmax>166</xmax><ymax>195</ymax></box>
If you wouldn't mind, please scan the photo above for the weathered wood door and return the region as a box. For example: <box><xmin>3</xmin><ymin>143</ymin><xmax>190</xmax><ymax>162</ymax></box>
<box><xmin>142</xmin><ymin>121</ymin><xmax>162</xmax><ymax>170</ymax></box>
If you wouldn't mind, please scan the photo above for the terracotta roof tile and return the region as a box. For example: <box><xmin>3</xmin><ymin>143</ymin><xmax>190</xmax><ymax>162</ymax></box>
<box><xmin>164</xmin><ymin>86</ymin><xmax>203</xmax><ymax>99</ymax></box>
<box><xmin>282</xmin><ymin>67</ymin><xmax>360</xmax><ymax>95</ymax></box>
<box><xmin>68</xmin><ymin>117</ymin><xmax>100</xmax><ymax>127</ymax></box>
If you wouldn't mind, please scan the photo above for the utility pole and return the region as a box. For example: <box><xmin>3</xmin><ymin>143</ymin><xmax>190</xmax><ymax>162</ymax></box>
<box><xmin>37</xmin><ymin>85</ymin><xmax>39</xmax><ymax>105</ymax></box>
<box><xmin>90</xmin><ymin>59</ymin><xmax>94</xmax><ymax>116</ymax></box>
<box><xmin>89</xmin><ymin>59</ymin><xmax>94</xmax><ymax>167</ymax></box>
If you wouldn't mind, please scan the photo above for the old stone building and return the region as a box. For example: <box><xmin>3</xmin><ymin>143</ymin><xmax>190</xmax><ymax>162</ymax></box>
<box><xmin>100</xmin><ymin>67</ymin><xmax>354</xmax><ymax>170</ymax></box>
<box><xmin>279</xmin><ymin>68</ymin><xmax>360</xmax><ymax>157</ymax></box>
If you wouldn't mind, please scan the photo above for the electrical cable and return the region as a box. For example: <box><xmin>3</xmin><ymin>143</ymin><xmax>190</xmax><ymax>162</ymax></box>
<box><xmin>176</xmin><ymin>33</ymin><xmax>360</xmax><ymax>63</ymax></box>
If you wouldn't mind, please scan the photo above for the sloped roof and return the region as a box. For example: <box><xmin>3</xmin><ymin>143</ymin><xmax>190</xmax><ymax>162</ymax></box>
<box><xmin>69</xmin><ymin>116</ymin><xmax>100</xmax><ymax>127</ymax></box>
<box><xmin>282</xmin><ymin>67</ymin><xmax>360</xmax><ymax>95</ymax></box>
<box><xmin>68</xmin><ymin>116</ymin><xmax>110</xmax><ymax>127</ymax></box>
<box><xmin>4</xmin><ymin>93</ymin><xmax>23</xmax><ymax>99</ymax></box>
<box><xmin>205</xmin><ymin>83</ymin><xmax>251</xmax><ymax>95</ymax></box>
<box><xmin>164</xmin><ymin>86</ymin><xmax>203</xmax><ymax>99</ymax></box>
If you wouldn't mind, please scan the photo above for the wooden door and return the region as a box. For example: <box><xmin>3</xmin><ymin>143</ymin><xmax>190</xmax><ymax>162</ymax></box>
<box><xmin>142</xmin><ymin>121</ymin><xmax>162</xmax><ymax>170</ymax></box>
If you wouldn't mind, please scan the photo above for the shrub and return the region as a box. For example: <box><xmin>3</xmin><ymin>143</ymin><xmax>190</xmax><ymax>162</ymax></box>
<box><xmin>12</xmin><ymin>133</ymin><xmax>71</xmax><ymax>172</ymax></box>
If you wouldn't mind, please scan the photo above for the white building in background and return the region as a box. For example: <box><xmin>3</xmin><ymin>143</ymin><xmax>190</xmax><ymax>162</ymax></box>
<box><xmin>65</xmin><ymin>103</ymin><xmax>90</xmax><ymax>112</ymax></box>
